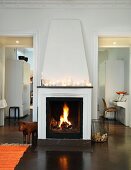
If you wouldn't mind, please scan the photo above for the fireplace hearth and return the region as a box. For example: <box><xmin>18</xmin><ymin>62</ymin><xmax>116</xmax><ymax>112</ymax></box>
<box><xmin>38</xmin><ymin>86</ymin><xmax>92</xmax><ymax>140</ymax></box>
<box><xmin>46</xmin><ymin>97</ymin><xmax>83</xmax><ymax>139</ymax></box>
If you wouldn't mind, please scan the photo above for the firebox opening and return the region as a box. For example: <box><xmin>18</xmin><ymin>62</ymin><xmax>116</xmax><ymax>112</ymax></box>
<box><xmin>46</xmin><ymin>97</ymin><xmax>83</xmax><ymax>139</ymax></box>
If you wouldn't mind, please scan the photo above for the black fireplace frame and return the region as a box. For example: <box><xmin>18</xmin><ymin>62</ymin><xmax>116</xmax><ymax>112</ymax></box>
<box><xmin>46</xmin><ymin>97</ymin><xmax>83</xmax><ymax>139</ymax></box>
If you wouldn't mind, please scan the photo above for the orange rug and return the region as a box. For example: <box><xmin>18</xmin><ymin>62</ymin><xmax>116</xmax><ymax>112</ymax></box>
<box><xmin>0</xmin><ymin>144</ymin><xmax>29</xmax><ymax>170</ymax></box>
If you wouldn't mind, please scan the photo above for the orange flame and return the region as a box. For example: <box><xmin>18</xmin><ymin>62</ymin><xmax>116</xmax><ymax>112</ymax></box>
<box><xmin>59</xmin><ymin>156</ymin><xmax>68</xmax><ymax>170</ymax></box>
<box><xmin>59</xmin><ymin>103</ymin><xmax>71</xmax><ymax>127</ymax></box>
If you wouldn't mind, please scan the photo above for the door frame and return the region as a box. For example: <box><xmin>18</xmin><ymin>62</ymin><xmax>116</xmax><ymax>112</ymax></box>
<box><xmin>0</xmin><ymin>31</ymin><xmax>38</xmax><ymax>121</ymax></box>
<box><xmin>94</xmin><ymin>31</ymin><xmax>131</xmax><ymax>127</ymax></box>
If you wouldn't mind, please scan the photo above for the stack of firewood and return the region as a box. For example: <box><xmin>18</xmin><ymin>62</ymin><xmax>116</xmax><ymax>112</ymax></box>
<box><xmin>91</xmin><ymin>132</ymin><xmax>108</xmax><ymax>142</ymax></box>
<box><xmin>50</xmin><ymin>118</ymin><xmax>72</xmax><ymax>130</ymax></box>
<box><xmin>61</xmin><ymin>122</ymin><xmax>72</xmax><ymax>130</ymax></box>
<box><xmin>50</xmin><ymin>119</ymin><xmax>58</xmax><ymax>129</ymax></box>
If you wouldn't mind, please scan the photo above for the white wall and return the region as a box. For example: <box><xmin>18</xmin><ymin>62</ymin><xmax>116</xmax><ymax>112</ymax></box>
<box><xmin>5</xmin><ymin>48</ymin><xmax>17</xmax><ymax>60</ymax></box>
<box><xmin>106</xmin><ymin>48</ymin><xmax>130</xmax><ymax>92</ymax></box>
<box><xmin>98</xmin><ymin>50</ymin><xmax>107</xmax><ymax>115</ymax></box>
<box><xmin>105</xmin><ymin>60</ymin><xmax>124</xmax><ymax>103</ymax></box>
<box><xmin>0</xmin><ymin>47</ymin><xmax>3</xmax><ymax>99</ymax></box>
<box><xmin>43</xmin><ymin>19</ymin><xmax>89</xmax><ymax>83</ymax></box>
<box><xmin>0</xmin><ymin>8</ymin><xmax>131</xmax><ymax>120</ymax></box>
<box><xmin>0</xmin><ymin>46</ymin><xmax>5</xmax><ymax>99</ymax></box>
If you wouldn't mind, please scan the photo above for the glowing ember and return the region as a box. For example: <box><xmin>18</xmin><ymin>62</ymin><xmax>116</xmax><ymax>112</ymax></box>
<box><xmin>59</xmin><ymin>103</ymin><xmax>72</xmax><ymax>128</ymax></box>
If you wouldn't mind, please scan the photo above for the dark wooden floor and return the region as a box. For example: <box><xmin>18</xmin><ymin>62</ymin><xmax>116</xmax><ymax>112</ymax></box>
<box><xmin>0</xmin><ymin>116</ymin><xmax>131</xmax><ymax>170</ymax></box>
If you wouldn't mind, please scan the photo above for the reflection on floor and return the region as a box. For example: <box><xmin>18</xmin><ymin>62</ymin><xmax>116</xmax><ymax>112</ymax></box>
<box><xmin>0</xmin><ymin>116</ymin><xmax>131</xmax><ymax>170</ymax></box>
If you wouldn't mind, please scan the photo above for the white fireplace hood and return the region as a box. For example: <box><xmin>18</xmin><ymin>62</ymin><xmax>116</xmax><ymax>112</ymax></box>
<box><xmin>42</xmin><ymin>19</ymin><xmax>91</xmax><ymax>86</ymax></box>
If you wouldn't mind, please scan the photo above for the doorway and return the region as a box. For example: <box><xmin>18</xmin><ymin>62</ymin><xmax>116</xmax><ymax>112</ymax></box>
<box><xmin>98</xmin><ymin>37</ymin><xmax>131</xmax><ymax>123</ymax></box>
<box><xmin>0</xmin><ymin>36</ymin><xmax>34</xmax><ymax>122</ymax></box>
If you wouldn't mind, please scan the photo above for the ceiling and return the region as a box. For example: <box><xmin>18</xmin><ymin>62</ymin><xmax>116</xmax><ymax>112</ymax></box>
<box><xmin>0</xmin><ymin>0</ymin><xmax>130</xmax><ymax>8</ymax></box>
<box><xmin>0</xmin><ymin>36</ymin><xmax>131</xmax><ymax>49</ymax></box>
<box><xmin>0</xmin><ymin>0</ymin><xmax>130</xmax><ymax>4</ymax></box>
<box><xmin>99</xmin><ymin>37</ymin><xmax>131</xmax><ymax>48</ymax></box>
<box><xmin>0</xmin><ymin>36</ymin><xmax>33</xmax><ymax>48</ymax></box>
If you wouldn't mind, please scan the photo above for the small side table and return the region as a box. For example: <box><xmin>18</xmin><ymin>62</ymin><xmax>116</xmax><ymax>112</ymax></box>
<box><xmin>9</xmin><ymin>107</ymin><xmax>20</xmax><ymax>120</ymax></box>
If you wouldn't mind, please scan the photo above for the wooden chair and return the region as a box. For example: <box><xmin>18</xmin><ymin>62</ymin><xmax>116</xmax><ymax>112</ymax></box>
<box><xmin>102</xmin><ymin>98</ymin><xmax>117</xmax><ymax>119</ymax></box>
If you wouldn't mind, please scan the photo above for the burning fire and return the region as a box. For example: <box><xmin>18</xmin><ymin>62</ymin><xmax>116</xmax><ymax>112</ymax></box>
<box><xmin>59</xmin><ymin>103</ymin><xmax>72</xmax><ymax>128</ymax></box>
